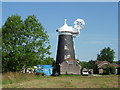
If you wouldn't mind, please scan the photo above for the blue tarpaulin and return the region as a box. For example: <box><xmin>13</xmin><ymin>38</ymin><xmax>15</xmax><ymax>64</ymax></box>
<box><xmin>35</xmin><ymin>65</ymin><xmax>53</xmax><ymax>76</ymax></box>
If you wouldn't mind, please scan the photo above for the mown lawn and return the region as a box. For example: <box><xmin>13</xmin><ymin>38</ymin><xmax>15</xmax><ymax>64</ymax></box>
<box><xmin>2</xmin><ymin>72</ymin><xmax>119</xmax><ymax>88</ymax></box>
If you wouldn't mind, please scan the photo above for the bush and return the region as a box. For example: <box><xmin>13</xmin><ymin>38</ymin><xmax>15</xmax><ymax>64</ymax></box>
<box><xmin>104</xmin><ymin>65</ymin><xmax>116</xmax><ymax>75</ymax></box>
<box><xmin>103</xmin><ymin>65</ymin><xmax>110</xmax><ymax>75</ymax></box>
<box><xmin>110</xmin><ymin>66</ymin><xmax>116</xmax><ymax>74</ymax></box>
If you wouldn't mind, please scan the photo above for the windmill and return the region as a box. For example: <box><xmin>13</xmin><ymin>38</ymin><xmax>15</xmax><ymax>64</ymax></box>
<box><xmin>54</xmin><ymin>19</ymin><xmax>85</xmax><ymax>75</ymax></box>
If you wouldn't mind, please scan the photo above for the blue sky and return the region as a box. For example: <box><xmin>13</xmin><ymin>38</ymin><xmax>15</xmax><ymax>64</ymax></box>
<box><xmin>2</xmin><ymin>2</ymin><xmax>118</xmax><ymax>61</ymax></box>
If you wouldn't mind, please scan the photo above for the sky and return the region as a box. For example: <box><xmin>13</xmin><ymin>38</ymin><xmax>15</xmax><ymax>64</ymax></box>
<box><xmin>2</xmin><ymin>2</ymin><xmax>118</xmax><ymax>61</ymax></box>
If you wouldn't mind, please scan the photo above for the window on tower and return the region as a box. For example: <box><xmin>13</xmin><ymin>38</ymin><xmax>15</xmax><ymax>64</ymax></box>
<box><xmin>64</xmin><ymin>55</ymin><xmax>67</xmax><ymax>60</ymax></box>
<box><xmin>66</xmin><ymin>54</ymin><xmax>71</xmax><ymax>58</ymax></box>
<box><xmin>64</xmin><ymin>45</ymin><xmax>69</xmax><ymax>50</ymax></box>
<box><xmin>64</xmin><ymin>54</ymin><xmax>71</xmax><ymax>60</ymax></box>
<box><xmin>65</xmin><ymin>38</ymin><xmax>67</xmax><ymax>41</ymax></box>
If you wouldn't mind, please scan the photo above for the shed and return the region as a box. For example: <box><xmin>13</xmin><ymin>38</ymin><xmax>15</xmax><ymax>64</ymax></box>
<box><xmin>60</xmin><ymin>58</ymin><xmax>81</xmax><ymax>75</ymax></box>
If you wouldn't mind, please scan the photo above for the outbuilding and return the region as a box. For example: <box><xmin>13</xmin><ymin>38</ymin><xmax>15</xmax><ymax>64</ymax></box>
<box><xmin>59</xmin><ymin>58</ymin><xmax>81</xmax><ymax>75</ymax></box>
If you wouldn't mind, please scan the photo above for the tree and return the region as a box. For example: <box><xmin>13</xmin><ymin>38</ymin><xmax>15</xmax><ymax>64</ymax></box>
<box><xmin>81</xmin><ymin>60</ymin><xmax>98</xmax><ymax>69</ymax></box>
<box><xmin>81</xmin><ymin>61</ymin><xmax>90</xmax><ymax>69</ymax></box>
<box><xmin>97</xmin><ymin>47</ymin><xmax>115</xmax><ymax>63</ymax></box>
<box><xmin>2</xmin><ymin>15</ymin><xmax>51</xmax><ymax>72</ymax></box>
<box><xmin>41</xmin><ymin>57</ymin><xmax>54</xmax><ymax>65</ymax></box>
<box><xmin>2</xmin><ymin>15</ymin><xmax>23</xmax><ymax>72</ymax></box>
<box><xmin>88</xmin><ymin>60</ymin><xmax>98</xmax><ymax>69</ymax></box>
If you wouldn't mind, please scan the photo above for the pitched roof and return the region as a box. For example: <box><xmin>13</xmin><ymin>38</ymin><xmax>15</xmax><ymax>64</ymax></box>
<box><xmin>99</xmin><ymin>64</ymin><xmax>108</xmax><ymax>69</ymax></box>
<box><xmin>110</xmin><ymin>63</ymin><xmax>120</xmax><ymax>67</ymax></box>
<box><xmin>95</xmin><ymin>60</ymin><xmax>120</xmax><ymax>68</ymax></box>
<box><xmin>95</xmin><ymin>61</ymin><xmax>109</xmax><ymax>65</ymax></box>
<box><xmin>95</xmin><ymin>61</ymin><xmax>110</xmax><ymax>69</ymax></box>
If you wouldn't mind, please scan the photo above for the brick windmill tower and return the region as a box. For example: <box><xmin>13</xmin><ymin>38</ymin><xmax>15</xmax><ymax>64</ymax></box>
<box><xmin>54</xmin><ymin>19</ymin><xmax>85</xmax><ymax>75</ymax></box>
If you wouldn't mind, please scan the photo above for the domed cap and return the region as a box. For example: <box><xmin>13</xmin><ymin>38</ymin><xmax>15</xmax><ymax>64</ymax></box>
<box><xmin>57</xmin><ymin>19</ymin><xmax>73</xmax><ymax>33</ymax></box>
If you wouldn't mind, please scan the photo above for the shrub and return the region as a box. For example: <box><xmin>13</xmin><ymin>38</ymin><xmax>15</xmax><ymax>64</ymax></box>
<box><xmin>104</xmin><ymin>65</ymin><xmax>110</xmax><ymax>75</ymax></box>
<box><xmin>110</xmin><ymin>66</ymin><xmax>116</xmax><ymax>74</ymax></box>
<box><xmin>104</xmin><ymin>65</ymin><xmax>116</xmax><ymax>75</ymax></box>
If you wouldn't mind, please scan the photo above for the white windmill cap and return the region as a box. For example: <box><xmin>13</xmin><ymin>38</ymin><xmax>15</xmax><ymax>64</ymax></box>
<box><xmin>57</xmin><ymin>19</ymin><xmax>73</xmax><ymax>33</ymax></box>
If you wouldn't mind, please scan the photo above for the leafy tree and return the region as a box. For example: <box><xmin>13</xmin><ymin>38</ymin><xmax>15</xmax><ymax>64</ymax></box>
<box><xmin>97</xmin><ymin>47</ymin><xmax>115</xmax><ymax>63</ymax></box>
<box><xmin>113</xmin><ymin>61</ymin><xmax>119</xmax><ymax>64</ymax></box>
<box><xmin>21</xmin><ymin>15</ymin><xmax>51</xmax><ymax>67</ymax></box>
<box><xmin>88</xmin><ymin>60</ymin><xmax>98</xmax><ymax>69</ymax></box>
<box><xmin>81</xmin><ymin>61</ymin><xmax>90</xmax><ymax>69</ymax></box>
<box><xmin>81</xmin><ymin>60</ymin><xmax>98</xmax><ymax>70</ymax></box>
<box><xmin>41</xmin><ymin>57</ymin><xmax>54</xmax><ymax>65</ymax></box>
<box><xmin>2</xmin><ymin>15</ymin><xmax>51</xmax><ymax>72</ymax></box>
<box><xmin>2</xmin><ymin>15</ymin><xmax>23</xmax><ymax>72</ymax></box>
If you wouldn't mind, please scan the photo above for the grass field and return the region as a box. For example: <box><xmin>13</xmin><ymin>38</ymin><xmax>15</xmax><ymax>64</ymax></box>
<box><xmin>0</xmin><ymin>73</ymin><xmax>2</xmax><ymax>89</ymax></box>
<box><xmin>2</xmin><ymin>72</ymin><xmax>119</xmax><ymax>88</ymax></box>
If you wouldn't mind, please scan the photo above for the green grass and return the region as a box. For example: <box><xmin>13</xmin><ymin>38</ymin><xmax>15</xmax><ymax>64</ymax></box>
<box><xmin>2</xmin><ymin>72</ymin><xmax>40</xmax><ymax>85</ymax></box>
<box><xmin>2</xmin><ymin>72</ymin><xmax>119</xmax><ymax>88</ymax></box>
<box><xmin>0</xmin><ymin>73</ymin><xmax>2</xmax><ymax>89</ymax></box>
<box><xmin>60</xmin><ymin>74</ymin><xmax>82</xmax><ymax>76</ymax></box>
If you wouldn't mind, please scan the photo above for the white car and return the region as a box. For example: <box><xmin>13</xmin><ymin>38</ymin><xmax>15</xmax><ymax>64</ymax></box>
<box><xmin>82</xmin><ymin>70</ymin><xmax>89</xmax><ymax>76</ymax></box>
